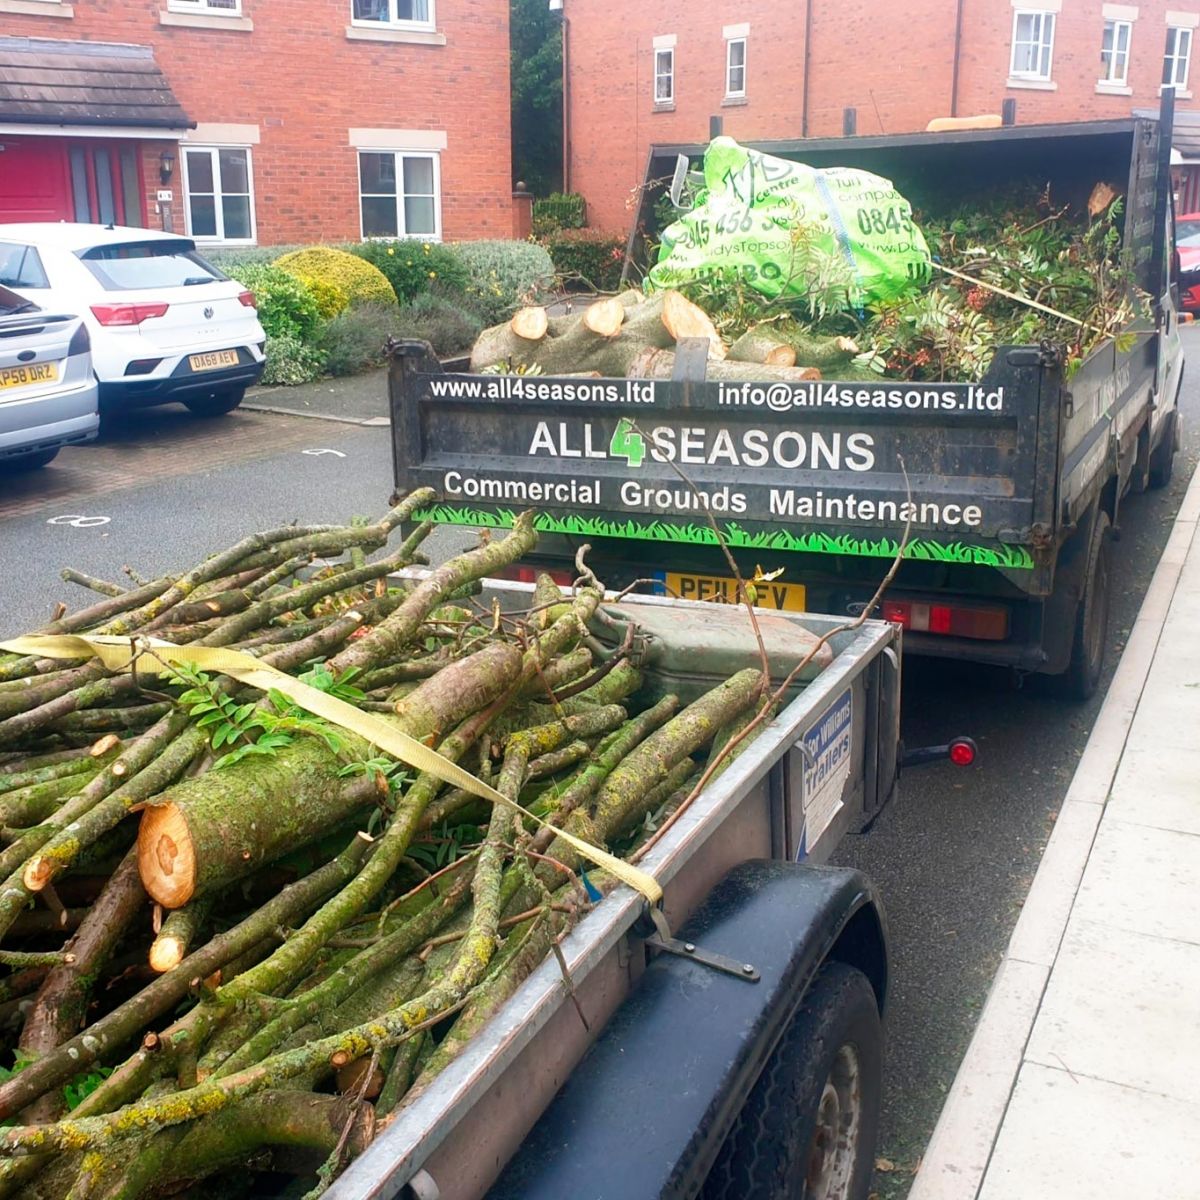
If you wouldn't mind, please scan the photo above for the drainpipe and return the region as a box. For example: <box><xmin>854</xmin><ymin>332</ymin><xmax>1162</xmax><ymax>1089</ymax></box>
<box><xmin>950</xmin><ymin>0</ymin><xmax>965</xmax><ymax>117</ymax></box>
<box><xmin>561</xmin><ymin>14</ymin><xmax>570</xmax><ymax>192</ymax></box>
<box><xmin>801</xmin><ymin>0</ymin><xmax>814</xmax><ymax>137</ymax></box>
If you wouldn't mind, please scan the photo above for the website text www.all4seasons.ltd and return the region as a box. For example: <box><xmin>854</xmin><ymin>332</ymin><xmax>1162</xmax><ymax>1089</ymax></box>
<box><xmin>427</xmin><ymin>375</ymin><xmax>1008</xmax><ymax>415</ymax></box>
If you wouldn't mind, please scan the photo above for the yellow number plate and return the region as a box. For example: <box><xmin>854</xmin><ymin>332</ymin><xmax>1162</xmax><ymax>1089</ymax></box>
<box><xmin>0</xmin><ymin>362</ymin><xmax>59</xmax><ymax>390</ymax></box>
<box><xmin>666</xmin><ymin>572</ymin><xmax>807</xmax><ymax>612</ymax></box>
<box><xmin>188</xmin><ymin>349</ymin><xmax>239</xmax><ymax>372</ymax></box>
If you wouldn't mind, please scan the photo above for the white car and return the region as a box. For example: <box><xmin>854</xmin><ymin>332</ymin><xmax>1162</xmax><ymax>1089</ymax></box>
<box><xmin>0</xmin><ymin>224</ymin><xmax>265</xmax><ymax>418</ymax></box>
<box><xmin>0</xmin><ymin>283</ymin><xmax>98</xmax><ymax>470</ymax></box>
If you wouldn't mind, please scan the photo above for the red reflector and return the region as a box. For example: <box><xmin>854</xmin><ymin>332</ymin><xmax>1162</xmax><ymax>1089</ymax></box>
<box><xmin>238</xmin><ymin>290</ymin><xmax>256</xmax><ymax>308</ymax></box>
<box><xmin>880</xmin><ymin>599</ymin><xmax>1008</xmax><ymax>641</ymax></box>
<box><xmin>949</xmin><ymin>740</ymin><xmax>976</xmax><ymax>766</ymax></box>
<box><xmin>494</xmin><ymin>565</ymin><xmax>574</xmax><ymax>587</ymax></box>
<box><xmin>90</xmin><ymin>302</ymin><xmax>170</xmax><ymax>326</ymax></box>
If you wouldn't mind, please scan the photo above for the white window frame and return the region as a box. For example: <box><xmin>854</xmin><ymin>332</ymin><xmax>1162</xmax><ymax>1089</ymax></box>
<box><xmin>1010</xmin><ymin>10</ymin><xmax>1056</xmax><ymax>80</ymax></box>
<box><xmin>1101</xmin><ymin>18</ymin><xmax>1133</xmax><ymax>84</ymax></box>
<box><xmin>654</xmin><ymin>47</ymin><xmax>675</xmax><ymax>105</ymax></box>
<box><xmin>725</xmin><ymin>36</ymin><xmax>747</xmax><ymax>98</ymax></box>
<box><xmin>357</xmin><ymin>150</ymin><xmax>442</xmax><ymax>242</ymax></box>
<box><xmin>1165</xmin><ymin>25</ymin><xmax>1193</xmax><ymax>89</ymax></box>
<box><xmin>349</xmin><ymin>0</ymin><xmax>434</xmax><ymax>32</ymax></box>
<box><xmin>182</xmin><ymin>145</ymin><xmax>257</xmax><ymax>245</ymax></box>
<box><xmin>167</xmin><ymin>0</ymin><xmax>242</xmax><ymax>14</ymax></box>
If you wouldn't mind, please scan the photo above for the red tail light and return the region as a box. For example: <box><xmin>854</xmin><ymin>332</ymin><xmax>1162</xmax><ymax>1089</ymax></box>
<box><xmin>237</xmin><ymin>290</ymin><xmax>256</xmax><ymax>308</ymax></box>
<box><xmin>949</xmin><ymin>738</ymin><xmax>977</xmax><ymax>766</ymax></box>
<box><xmin>883</xmin><ymin>599</ymin><xmax>1009</xmax><ymax>641</ymax></box>
<box><xmin>90</xmin><ymin>302</ymin><xmax>170</xmax><ymax>327</ymax></box>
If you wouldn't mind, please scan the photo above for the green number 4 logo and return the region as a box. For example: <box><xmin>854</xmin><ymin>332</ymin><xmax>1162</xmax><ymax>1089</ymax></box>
<box><xmin>609</xmin><ymin>418</ymin><xmax>646</xmax><ymax>467</ymax></box>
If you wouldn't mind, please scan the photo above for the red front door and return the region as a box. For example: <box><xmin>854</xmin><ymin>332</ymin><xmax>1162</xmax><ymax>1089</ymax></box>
<box><xmin>0</xmin><ymin>139</ymin><xmax>72</xmax><ymax>222</ymax></box>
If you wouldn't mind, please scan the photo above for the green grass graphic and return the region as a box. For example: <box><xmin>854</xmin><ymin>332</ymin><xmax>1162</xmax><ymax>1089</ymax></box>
<box><xmin>414</xmin><ymin>506</ymin><xmax>1034</xmax><ymax>570</ymax></box>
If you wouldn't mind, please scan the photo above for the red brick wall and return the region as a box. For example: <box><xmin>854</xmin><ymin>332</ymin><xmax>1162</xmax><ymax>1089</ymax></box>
<box><xmin>566</xmin><ymin>0</ymin><xmax>1200</xmax><ymax>234</ymax></box>
<box><xmin>5</xmin><ymin>0</ymin><xmax>511</xmax><ymax>245</ymax></box>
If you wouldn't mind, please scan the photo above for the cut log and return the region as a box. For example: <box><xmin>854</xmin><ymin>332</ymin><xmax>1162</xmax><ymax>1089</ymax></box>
<box><xmin>728</xmin><ymin>332</ymin><xmax>798</xmax><ymax>367</ymax></box>
<box><xmin>661</xmin><ymin>290</ymin><xmax>726</xmax><ymax>360</ymax></box>
<box><xmin>510</xmin><ymin>306</ymin><xmax>549</xmax><ymax>341</ymax></box>
<box><xmin>583</xmin><ymin>296</ymin><xmax>625</xmax><ymax>337</ymax></box>
<box><xmin>628</xmin><ymin>347</ymin><xmax>822</xmax><ymax>382</ymax></box>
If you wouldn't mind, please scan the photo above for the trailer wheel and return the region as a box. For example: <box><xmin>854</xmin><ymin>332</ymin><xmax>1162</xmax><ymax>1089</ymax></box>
<box><xmin>1053</xmin><ymin>510</ymin><xmax>1112</xmax><ymax>702</ymax></box>
<box><xmin>700</xmin><ymin>963</ymin><xmax>882</xmax><ymax>1200</ymax></box>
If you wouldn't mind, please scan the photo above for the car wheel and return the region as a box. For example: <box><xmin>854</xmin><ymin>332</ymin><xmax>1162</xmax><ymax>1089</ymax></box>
<box><xmin>184</xmin><ymin>387</ymin><xmax>245</xmax><ymax>418</ymax></box>
<box><xmin>700</xmin><ymin>963</ymin><xmax>883</xmax><ymax>1200</ymax></box>
<box><xmin>3</xmin><ymin>447</ymin><xmax>59</xmax><ymax>471</ymax></box>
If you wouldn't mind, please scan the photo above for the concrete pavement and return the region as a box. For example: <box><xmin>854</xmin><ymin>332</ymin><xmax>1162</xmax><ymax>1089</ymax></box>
<box><xmin>909</xmin><ymin>456</ymin><xmax>1200</xmax><ymax>1200</ymax></box>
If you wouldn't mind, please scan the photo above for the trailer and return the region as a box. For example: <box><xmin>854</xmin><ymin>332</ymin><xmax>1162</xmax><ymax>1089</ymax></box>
<box><xmin>389</xmin><ymin>107</ymin><xmax>1185</xmax><ymax>699</ymax></box>
<box><xmin>326</xmin><ymin>582</ymin><xmax>963</xmax><ymax>1200</ymax></box>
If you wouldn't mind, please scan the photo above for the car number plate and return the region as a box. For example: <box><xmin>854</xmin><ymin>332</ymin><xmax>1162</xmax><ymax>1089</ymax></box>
<box><xmin>188</xmin><ymin>349</ymin><xmax>239</xmax><ymax>372</ymax></box>
<box><xmin>665</xmin><ymin>571</ymin><xmax>807</xmax><ymax>611</ymax></box>
<box><xmin>0</xmin><ymin>362</ymin><xmax>59</xmax><ymax>391</ymax></box>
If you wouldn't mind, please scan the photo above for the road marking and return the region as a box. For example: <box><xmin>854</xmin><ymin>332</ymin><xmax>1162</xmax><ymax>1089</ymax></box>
<box><xmin>301</xmin><ymin>448</ymin><xmax>347</xmax><ymax>458</ymax></box>
<box><xmin>47</xmin><ymin>514</ymin><xmax>111</xmax><ymax>528</ymax></box>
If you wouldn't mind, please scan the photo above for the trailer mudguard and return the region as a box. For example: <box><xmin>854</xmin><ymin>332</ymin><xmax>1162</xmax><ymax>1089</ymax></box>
<box><xmin>484</xmin><ymin>860</ymin><xmax>888</xmax><ymax>1200</ymax></box>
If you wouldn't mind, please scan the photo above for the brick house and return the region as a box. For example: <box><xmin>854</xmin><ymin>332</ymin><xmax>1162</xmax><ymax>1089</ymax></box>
<box><xmin>559</xmin><ymin>0</ymin><xmax>1200</xmax><ymax>233</ymax></box>
<box><xmin>0</xmin><ymin>0</ymin><xmax>512</xmax><ymax>246</ymax></box>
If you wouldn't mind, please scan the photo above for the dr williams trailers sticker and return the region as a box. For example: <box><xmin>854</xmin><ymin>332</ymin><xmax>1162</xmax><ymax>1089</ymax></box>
<box><xmin>795</xmin><ymin>689</ymin><xmax>853</xmax><ymax>861</ymax></box>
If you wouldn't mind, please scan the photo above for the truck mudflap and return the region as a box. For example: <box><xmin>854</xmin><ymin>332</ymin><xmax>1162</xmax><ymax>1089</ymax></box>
<box><xmin>485</xmin><ymin>859</ymin><xmax>886</xmax><ymax>1200</ymax></box>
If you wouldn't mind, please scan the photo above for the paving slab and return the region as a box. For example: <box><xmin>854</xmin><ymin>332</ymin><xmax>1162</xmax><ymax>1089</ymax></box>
<box><xmin>979</xmin><ymin>1063</ymin><xmax>1200</xmax><ymax>1200</ymax></box>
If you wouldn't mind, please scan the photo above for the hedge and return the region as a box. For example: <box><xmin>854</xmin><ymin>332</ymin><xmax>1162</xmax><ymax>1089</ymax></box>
<box><xmin>544</xmin><ymin>228</ymin><xmax>626</xmax><ymax>292</ymax></box>
<box><xmin>274</xmin><ymin>247</ymin><xmax>395</xmax><ymax>308</ymax></box>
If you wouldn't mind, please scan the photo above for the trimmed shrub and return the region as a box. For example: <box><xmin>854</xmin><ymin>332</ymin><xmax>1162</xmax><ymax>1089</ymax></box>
<box><xmin>225</xmin><ymin>263</ymin><xmax>322</xmax><ymax>342</ymax></box>
<box><xmin>532</xmin><ymin>192</ymin><xmax>587</xmax><ymax>237</ymax></box>
<box><xmin>274</xmin><ymin>247</ymin><xmax>395</xmax><ymax>309</ymax></box>
<box><xmin>394</xmin><ymin>293</ymin><xmax>483</xmax><ymax>356</ymax></box>
<box><xmin>261</xmin><ymin>333</ymin><xmax>326</xmax><ymax>386</ymax></box>
<box><xmin>315</xmin><ymin>304</ymin><xmax>397</xmax><ymax>377</ymax></box>
<box><xmin>349</xmin><ymin>240</ymin><xmax>470</xmax><ymax>304</ymax></box>
<box><xmin>446</xmin><ymin>240</ymin><xmax>554</xmax><ymax>325</ymax></box>
<box><xmin>545</xmin><ymin>228</ymin><xmax>626</xmax><ymax>292</ymax></box>
<box><xmin>292</xmin><ymin>275</ymin><xmax>349</xmax><ymax>319</ymax></box>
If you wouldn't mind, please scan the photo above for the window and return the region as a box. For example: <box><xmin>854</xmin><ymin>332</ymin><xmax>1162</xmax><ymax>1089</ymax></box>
<box><xmin>358</xmin><ymin>151</ymin><xmax>441</xmax><ymax>239</ymax></box>
<box><xmin>1101</xmin><ymin>19</ymin><xmax>1132</xmax><ymax>84</ymax></box>
<box><xmin>1165</xmin><ymin>26</ymin><xmax>1193</xmax><ymax>89</ymax></box>
<box><xmin>167</xmin><ymin>0</ymin><xmax>240</xmax><ymax>12</ymax></box>
<box><xmin>350</xmin><ymin>0</ymin><xmax>432</xmax><ymax>29</ymax></box>
<box><xmin>726</xmin><ymin>37</ymin><xmax>746</xmax><ymax>97</ymax></box>
<box><xmin>654</xmin><ymin>48</ymin><xmax>674</xmax><ymax>104</ymax></box>
<box><xmin>0</xmin><ymin>243</ymin><xmax>49</xmax><ymax>291</ymax></box>
<box><xmin>78</xmin><ymin>241</ymin><xmax>223</xmax><ymax>291</ymax></box>
<box><xmin>183</xmin><ymin>147</ymin><xmax>255</xmax><ymax>244</ymax></box>
<box><xmin>1010</xmin><ymin>10</ymin><xmax>1055</xmax><ymax>80</ymax></box>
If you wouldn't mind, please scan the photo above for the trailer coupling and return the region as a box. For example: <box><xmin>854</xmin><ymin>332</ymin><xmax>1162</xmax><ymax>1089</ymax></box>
<box><xmin>899</xmin><ymin>736</ymin><xmax>978</xmax><ymax>770</ymax></box>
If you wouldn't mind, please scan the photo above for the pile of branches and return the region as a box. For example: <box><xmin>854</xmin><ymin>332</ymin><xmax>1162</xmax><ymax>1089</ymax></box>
<box><xmin>630</xmin><ymin>182</ymin><xmax>1143</xmax><ymax>383</ymax></box>
<box><xmin>0</xmin><ymin>494</ymin><xmax>770</xmax><ymax>1198</ymax></box>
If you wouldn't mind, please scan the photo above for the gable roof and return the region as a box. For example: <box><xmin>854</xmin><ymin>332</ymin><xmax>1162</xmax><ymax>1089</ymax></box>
<box><xmin>0</xmin><ymin>36</ymin><xmax>191</xmax><ymax>130</ymax></box>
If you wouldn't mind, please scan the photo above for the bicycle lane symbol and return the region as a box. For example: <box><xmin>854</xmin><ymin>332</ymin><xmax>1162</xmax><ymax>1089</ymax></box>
<box><xmin>47</xmin><ymin>515</ymin><xmax>111</xmax><ymax>528</ymax></box>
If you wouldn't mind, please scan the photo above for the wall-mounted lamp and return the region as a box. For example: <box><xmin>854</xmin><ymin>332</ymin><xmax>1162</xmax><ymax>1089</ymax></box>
<box><xmin>159</xmin><ymin>151</ymin><xmax>176</xmax><ymax>184</ymax></box>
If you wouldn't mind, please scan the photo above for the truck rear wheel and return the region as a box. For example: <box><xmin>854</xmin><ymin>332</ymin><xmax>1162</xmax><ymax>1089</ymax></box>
<box><xmin>1053</xmin><ymin>510</ymin><xmax>1112</xmax><ymax>702</ymax></box>
<box><xmin>701</xmin><ymin>963</ymin><xmax>882</xmax><ymax>1200</ymax></box>
<box><xmin>1148</xmin><ymin>411</ymin><xmax>1179</xmax><ymax>489</ymax></box>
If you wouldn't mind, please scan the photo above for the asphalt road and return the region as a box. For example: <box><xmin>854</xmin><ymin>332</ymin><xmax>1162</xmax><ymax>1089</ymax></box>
<box><xmin>1</xmin><ymin>338</ymin><xmax>1197</xmax><ymax>1196</ymax></box>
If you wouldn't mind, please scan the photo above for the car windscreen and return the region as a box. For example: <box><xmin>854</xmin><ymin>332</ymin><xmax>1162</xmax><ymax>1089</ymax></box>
<box><xmin>78</xmin><ymin>241</ymin><xmax>229</xmax><ymax>291</ymax></box>
<box><xmin>0</xmin><ymin>243</ymin><xmax>51</xmax><ymax>290</ymax></box>
<box><xmin>1177</xmin><ymin>219</ymin><xmax>1200</xmax><ymax>246</ymax></box>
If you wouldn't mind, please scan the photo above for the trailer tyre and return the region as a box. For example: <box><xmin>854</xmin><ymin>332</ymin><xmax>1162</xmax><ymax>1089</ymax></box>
<box><xmin>1054</xmin><ymin>510</ymin><xmax>1112</xmax><ymax>702</ymax></box>
<box><xmin>701</xmin><ymin>963</ymin><xmax>882</xmax><ymax>1200</ymax></box>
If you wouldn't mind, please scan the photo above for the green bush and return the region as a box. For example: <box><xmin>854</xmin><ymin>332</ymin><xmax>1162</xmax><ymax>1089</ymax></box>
<box><xmin>446</xmin><ymin>240</ymin><xmax>554</xmax><ymax>325</ymax></box>
<box><xmin>533</xmin><ymin>193</ymin><xmax>587</xmax><ymax>236</ymax></box>
<box><xmin>296</xmin><ymin>276</ymin><xmax>349</xmax><ymax>319</ymax></box>
<box><xmin>545</xmin><ymin>228</ymin><xmax>626</xmax><ymax>292</ymax></box>
<box><xmin>261</xmin><ymin>333</ymin><xmax>326</xmax><ymax>385</ymax></box>
<box><xmin>315</xmin><ymin>304</ymin><xmax>397</xmax><ymax>377</ymax></box>
<box><xmin>274</xmin><ymin>247</ymin><xmax>395</xmax><ymax>309</ymax></box>
<box><xmin>225</xmin><ymin>263</ymin><xmax>322</xmax><ymax>342</ymax></box>
<box><xmin>349</xmin><ymin>240</ymin><xmax>470</xmax><ymax>304</ymax></box>
<box><xmin>202</xmin><ymin>245</ymin><xmax>307</xmax><ymax>273</ymax></box>
<box><xmin>394</xmin><ymin>293</ymin><xmax>483</xmax><ymax>356</ymax></box>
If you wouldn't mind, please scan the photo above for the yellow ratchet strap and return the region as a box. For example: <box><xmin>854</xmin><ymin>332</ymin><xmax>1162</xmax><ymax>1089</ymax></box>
<box><xmin>0</xmin><ymin>634</ymin><xmax>663</xmax><ymax>906</ymax></box>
